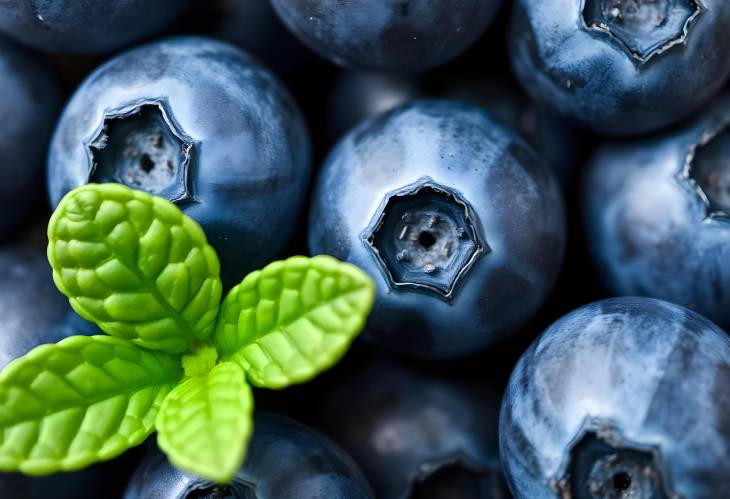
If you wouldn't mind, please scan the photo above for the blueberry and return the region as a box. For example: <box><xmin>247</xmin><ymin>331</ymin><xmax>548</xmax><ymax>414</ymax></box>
<box><xmin>447</xmin><ymin>79</ymin><xmax>577</xmax><ymax>185</ymax></box>
<box><xmin>500</xmin><ymin>297</ymin><xmax>730</xmax><ymax>498</ymax></box>
<box><xmin>508</xmin><ymin>0</ymin><xmax>730</xmax><ymax>135</ymax></box>
<box><xmin>47</xmin><ymin>36</ymin><xmax>312</xmax><ymax>287</ymax></box>
<box><xmin>0</xmin><ymin>1</ymin><xmax>189</xmax><ymax>54</ymax></box>
<box><xmin>0</xmin><ymin>245</ymin><xmax>97</xmax><ymax>370</ymax></box>
<box><xmin>309</xmin><ymin>100</ymin><xmax>565</xmax><ymax>359</ymax></box>
<box><xmin>327</xmin><ymin>71</ymin><xmax>422</xmax><ymax>142</ymax></box>
<box><xmin>585</xmin><ymin>94</ymin><xmax>730</xmax><ymax>328</ymax></box>
<box><xmin>270</xmin><ymin>0</ymin><xmax>502</xmax><ymax>72</ymax></box>
<box><xmin>123</xmin><ymin>413</ymin><xmax>374</xmax><ymax>499</ymax></box>
<box><xmin>0</xmin><ymin>245</ymin><xmax>110</xmax><ymax>498</ymax></box>
<box><xmin>0</xmin><ymin>38</ymin><xmax>61</xmax><ymax>240</ymax></box>
<box><xmin>316</xmin><ymin>358</ymin><xmax>510</xmax><ymax>499</ymax></box>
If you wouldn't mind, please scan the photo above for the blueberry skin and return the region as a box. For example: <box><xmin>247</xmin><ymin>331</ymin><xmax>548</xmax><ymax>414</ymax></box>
<box><xmin>0</xmin><ymin>246</ymin><xmax>97</xmax><ymax>370</ymax></box>
<box><xmin>0</xmin><ymin>246</ymin><xmax>107</xmax><ymax>499</ymax></box>
<box><xmin>500</xmin><ymin>297</ymin><xmax>730</xmax><ymax>498</ymax></box>
<box><xmin>270</xmin><ymin>0</ymin><xmax>502</xmax><ymax>72</ymax></box>
<box><xmin>447</xmin><ymin>79</ymin><xmax>576</xmax><ymax>185</ymax></box>
<box><xmin>316</xmin><ymin>358</ymin><xmax>510</xmax><ymax>499</ymax></box>
<box><xmin>0</xmin><ymin>0</ymin><xmax>189</xmax><ymax>54</ymax></box>
<box><xmin>123</xmin><ymin>413</ymin><xmax>374</xmax><ymax>499</ymax></box>
<box><xmin>308</xmin><ymin>100</ymin><xmax>565</xmax><ymax>359</ymax></box>
<box><xmin>0</xmin><ymin>38</ymin><xmax>61</xmax><ymax>240</ymax></box>
<box><xmin>508</xmin><ymin>0</ymin><xmax>730</xmax><ymax>135</ymax></box>
<box><xmin>585</xmin><ymin>95</ymin><xmax>730</xmax><ymax>328</ymax></box>
<box><xmin>47</xmin><ymin>36</ymin><xmax>311</xmax><ymax>287</ymax></box>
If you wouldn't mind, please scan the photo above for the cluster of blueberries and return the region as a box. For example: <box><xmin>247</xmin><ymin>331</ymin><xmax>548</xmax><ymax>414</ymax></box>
<box><xmin>1</xmin><ymin>0</ymin><xmax>730</xmax><ymax>498</ymax></box>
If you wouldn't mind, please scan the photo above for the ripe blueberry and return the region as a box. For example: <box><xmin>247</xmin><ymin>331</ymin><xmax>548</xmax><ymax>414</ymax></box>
<box><xmin>585</xmin><ymin>94</ymin><xmax>730</xmax><ymax>328</ymax></box>
<box><xmin>0</xmin><ymin>0</ymin><xmax>189</xmax><ymax>54</ymax></box>
<box><xmin>124</xmin><ymin>414</ymin><xmax>374</xmax><ymax>499</ymax></box>
<box><xmin>316</xmin><ymin>357</ymin><xmax>509</xmax><ymax>499</ymax></box>
<box><xmin>0</xmin><ymin>39</ymin><xmax>61</xmax><ymax>240</ymax></box>
<box><xmin>270</xmin><ymin>0</ymin><xmax>502</xmax><ymax>72</ymax></box>
<box><xmin>509</xmin><ymin>0</ymin><xmax>730</xmax><ymax>134</ymax></box>
<box><xmin>500</xmin><ymin>297</ymin><xmax>730</xmax><ymax>498</ymax></box>
<box><xmin>308</xmin><ymin>100</ymin><xmax>565</xmax><ymax>359</ymax></box>
<box><xmin>47</xmin><ymin>36</ymin><xmax>312</xmax><ymax>288</ymax></box>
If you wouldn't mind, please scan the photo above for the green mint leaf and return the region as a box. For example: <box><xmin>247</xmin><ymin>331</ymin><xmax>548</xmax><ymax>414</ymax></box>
<box><xmin>48</xmin><ymin>183</ymin><xmax>223</xmax><ymax>354</ymax></box>
<box><xmin>213</xmin><ymin>255</ymin><xmax>375</xmax><ymax>389</ymax></box>
<box><xmin>0</xmin><ymin>335</ymin><xmax>181</xmax><ymax>475</ymax></box>
<box><xmin>155</xmin><ymin>361</ymin><xmax>253</xmax><ymax>484</ymax></box>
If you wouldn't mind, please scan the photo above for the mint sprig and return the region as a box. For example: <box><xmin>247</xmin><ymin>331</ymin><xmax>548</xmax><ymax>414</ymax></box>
<box><xmin>0</xmin><ymin>183</ymin><xmax>375</xmax><ymax>483</ymax></box>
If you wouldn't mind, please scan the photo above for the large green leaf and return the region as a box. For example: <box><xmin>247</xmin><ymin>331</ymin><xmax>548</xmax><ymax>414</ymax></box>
<box><xmin>155</xmin><ymin>362</ymin><xmax>253</xmax><ymax>483</ymax></box>
<box><xmin>0</xmin><ymin>335</ymin><xmax>181</xmax><ymax>475</ymax></box>
<box><xmin>48</xmin><ymin>183</ymin><xmax>222</xmax><ymax>354</ymax></box>
<box><xmin>213</xmin><ymin>255</ymin><xmax>375</xmax><ymax>389</ymax></box>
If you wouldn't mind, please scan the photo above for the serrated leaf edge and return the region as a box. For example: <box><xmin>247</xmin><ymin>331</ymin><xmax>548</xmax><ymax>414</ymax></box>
<box><xmin>0</xmin><ymin>335</ymin><xmax>182</xmax><ymax>475</ymax></box>
<box><xmin>216</xmin><ymin>255</ymin><xmax>375</xmax><ymax>389</ymax></box>
<box><xmin>47</xmin><ymin>184</ymin><xmax>222</xmax><ymax>354</ymax></box>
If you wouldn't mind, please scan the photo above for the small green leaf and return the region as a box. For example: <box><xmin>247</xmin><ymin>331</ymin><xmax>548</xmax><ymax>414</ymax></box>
<box><xmin>155</xmin><ymin>362</ymin><xmax>253</xmax><ymax>483</ymax></box>
<box><xmin>48</xmin><ymin>183</ymin><xmax>223</xmax><ymax>354</ymax></box>
<box><xmin>0</xmin><ymin>335</ymin><xmax>181</xmax><ymax>475</ymax></box>
<box><xmin>213</xmin><ymin>255</ymin><xmax>375</xmax><ymax>389</ymax></box>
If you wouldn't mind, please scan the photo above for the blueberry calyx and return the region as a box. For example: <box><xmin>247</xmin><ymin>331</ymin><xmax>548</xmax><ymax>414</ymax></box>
<box><xmin>581</xmin><ymin>0</ymin><xmax>704</xmax><ymax>65</ymax></box>
<box><xmin>184</xmin><ymin>480</ymin><xmax>257</xmax><ymax>499</ymax></box>
<box><xmin>87</xmin><ymin>101</ymin><xmax>195</xmax><ymax>203</ymax></box>
<box><xmin>682</xmin><ymin>121</ymin><xmax>730</xmax><ymax>219</ymax></box>
<box><xmin>363</xmin><ymin>177</ymin><xmax>486</xmax><ymax>299</ymax></box>
<box><xmin>555</xmin><ymin>424</ymin><xmax>676</xmax><ymax>499</ymax></box>
<box><xmin>408</xmin><ymin>460</ymin><xmax>506</xmax><ymax>499</ymax></box>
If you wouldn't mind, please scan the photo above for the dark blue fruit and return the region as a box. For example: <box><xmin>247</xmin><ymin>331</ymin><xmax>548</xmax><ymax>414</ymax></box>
<box><xmin>0</xmin><ymin>246</ymin><xmax>97</xmax><ymax>370</ymax></box>
<box><xmin>0</xmin><ymin>38</ymin><xmax>61</xmax><ymax>240</ymax></box>
<box><xmin>509</xmin><ymin>0</ymin><xmax>730</xmax><ymax>135</ymax></box>
<box><xmin>585</xmin><ymin>94</ymin><xmax>730</xmax><ymax>328</ymax></box>
<box><xmin>47</xmin><ymin>36</ymin><xmax>311</xmax><ymax>287</ymax></box>
<box><xmin>316</xmin><ymin>358</ymin><xmax>509</xmax><ymax>499</ymax></box>
<box><xmin>0</xmin><ymin>0</ymin><xmax>189</xmax><ymax>54</ymax></box>
<box><xmin>0</xmin><ymin>245</ymin><xmax>108</xmax><ymax>499</ymax></box>
<box><xmin>500</xmin><ymin>297</ymin><xmax>730</xmax><ymax>498</ymax></box>
<box><xmin>309</xmin><ymin>100</ymin><xmax>565</xmax><ymax>359</ymax></box>
<box><xmin>123</xmin><ymin>413</ymin><xmax>374</xmax><ymax>499</ymax></box>
<box><xmin>270</xmin><ymin>0</ymin><xmax>502</xmax><ymax>72</ymax></box>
